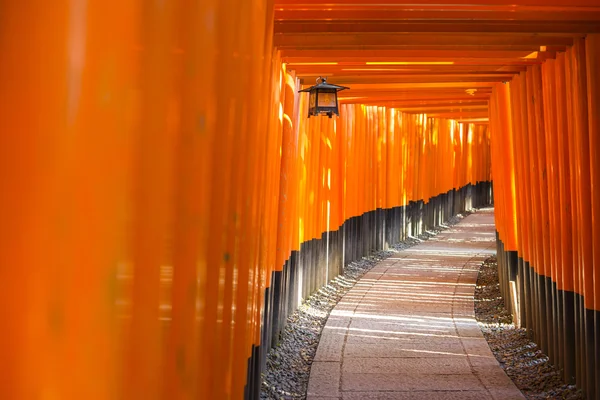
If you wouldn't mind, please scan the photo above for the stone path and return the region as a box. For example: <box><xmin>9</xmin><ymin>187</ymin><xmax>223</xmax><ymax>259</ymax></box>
<box><xmin>307</xmin><ymin>207</ymin><xmax>525</xmax><ymax>400</ymax></box>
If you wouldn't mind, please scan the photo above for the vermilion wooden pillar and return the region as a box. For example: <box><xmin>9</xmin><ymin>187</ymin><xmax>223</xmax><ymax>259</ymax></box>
<box><xmin>583</xmin><ymin>33</ymin><xmax>600</xmax><ymax>397</ymax></box>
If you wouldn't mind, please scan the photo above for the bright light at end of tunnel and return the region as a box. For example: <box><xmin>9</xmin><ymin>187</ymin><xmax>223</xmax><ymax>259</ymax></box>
<box><xmin>366</xmin><ymin>62</ymin><xmax>454</xmax><ymax>65</ymax></box>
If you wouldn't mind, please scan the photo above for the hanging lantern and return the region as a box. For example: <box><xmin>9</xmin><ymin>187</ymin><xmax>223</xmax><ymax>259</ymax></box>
<box><xmin>298</xmin><ymin>76</ymin><xmax>349</xmax><ymax>118</ymax></box>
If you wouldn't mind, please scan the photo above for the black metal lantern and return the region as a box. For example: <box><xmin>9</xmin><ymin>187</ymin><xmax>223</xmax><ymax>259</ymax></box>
<box><xmin>298</xmin><ymin>77</ymin><xmax>349</xmax><ymax>118</ymax></box>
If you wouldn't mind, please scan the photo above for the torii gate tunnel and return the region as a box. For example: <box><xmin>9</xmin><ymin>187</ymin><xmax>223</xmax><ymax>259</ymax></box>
<box><xmin>0</xmin><ymin>1</ymin><xmax>599</xmax><ymax>399</ymax></box>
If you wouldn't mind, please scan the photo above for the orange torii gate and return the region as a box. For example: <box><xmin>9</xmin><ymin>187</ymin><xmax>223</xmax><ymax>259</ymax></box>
<box><xmin>491</xmin><ymin>36</ymin><xmax>600</xmax><ymax>397</ymax></box>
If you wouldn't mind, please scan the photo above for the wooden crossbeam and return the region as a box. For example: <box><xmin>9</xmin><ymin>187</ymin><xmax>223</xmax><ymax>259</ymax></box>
<box><xmin>274</xmin><ymin>0</ymin><xmax>600</xmax><ymax>7</ymax></box>
<box><xmin>276</xmin><ymin>0</ymin><xmax>600</xmax><ymax>120</ymax></box>
<box><xmin>275</xmin><ymin>33</ymin><xmax>577</xmax><ymax>47</ymax></box>
<box><xmin>297</xmin><ymin>75</ymin><xmax>513</xmax><ymax>85</ymax></box>
<box><xmin>275</xmin><ymin>21</ymin><xmax>600</xmax><ymax>34</ymax></box>
<box><xmin>283</xmin><ymin>50</ymin><xmax>539</xmax><ymax>58</ymax></box>
<box><xmin>275</xmin><ymin>9</ymin><xmax>600</xmax><ymax>21</ymax></box>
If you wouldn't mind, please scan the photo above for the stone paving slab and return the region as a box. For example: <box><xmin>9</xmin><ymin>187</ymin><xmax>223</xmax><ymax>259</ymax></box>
<box><xmin>341</xmin><ymin>372</ymin><xmax>485</xmax><ymax>392</ymax></box>
<box><xmin>340</xmin><ymin>391</ymin><xmax>493</xmax><ymax>400</ymax></box>
<box><xmin>307</xmin><ymin>208</ymin><xmax>525</xmax><ymax>399</ymax></box>
<box><xmin>307</xmin><ymin>362</ymin><xmax>341</xmax><ymax>397</ymax></box>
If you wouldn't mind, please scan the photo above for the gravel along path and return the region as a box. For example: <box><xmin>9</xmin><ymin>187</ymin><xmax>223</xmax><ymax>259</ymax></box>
<box><xmin>260</xmin><ymin>214</ymin><xmax>466</xmax><ymax>400</ymax></box>
<box><xmin>475</xmin><ymin>257</ymin><xmax>584</xmax><ymax>400</ymax></box>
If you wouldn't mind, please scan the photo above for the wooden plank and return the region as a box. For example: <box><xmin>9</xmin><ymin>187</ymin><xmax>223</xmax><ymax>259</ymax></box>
<box><xmin>281</xmin><ymin>45</ymin><xmax>565</xmax><ymax>53</ymax></box>
<box><xmin>293</xmin><ymin>71</ymin><xmax>516</xmax><ymax>78</ymax></box>
<box><xmin>275</xmin><ymin>21</ymin><xmax>600</xmax><ymax>34</ymax></box>
<box><xmin>274</xmin><ymin>0</ymin><xmax>600</xmax><ymax>7</ymax></box>
<box><xmin>337</xmin><ymin>82</ymin><xmax>494</xmax><ymax>90</ymax></box>
<box><xmin>275</xmin><ymin>33</ymin><xmax>577</xmax><ymax>47</ymax></box>
<box><xmin>283</xmin><ymin>49</ymin><xmax>538</xmax><ymax>58</ymax></box>
<box><xmin>296</xmin><ymin>75</ymin><xmax>512</xmax><ymax>85</ymax></box>
<box><xmin>397</xmin><ymin>105</ymin><xmax>488</xmax><ymax>112</ymax></box>
<box><xmin>275</xmin><ymin>9</ymin><xmax>600</xmax><ymax>21</ymax></box>
<box><xmin>425</xmin><ymin>111</ymin><xmax>489</xmax><ymax>118</ymax></box>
